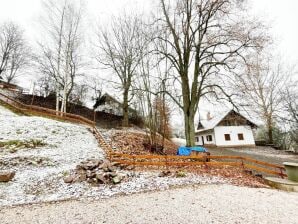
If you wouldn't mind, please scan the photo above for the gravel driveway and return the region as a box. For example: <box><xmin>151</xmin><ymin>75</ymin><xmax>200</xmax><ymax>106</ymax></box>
<box><xmin>1</xmin><ymin>184</ymin><xmax>297</xmax><ymax>224</ymax></box>
<box><xmin>207</xmin><ymin>146</ymin><xmax>298</xmax><ymax>165</ymax></box>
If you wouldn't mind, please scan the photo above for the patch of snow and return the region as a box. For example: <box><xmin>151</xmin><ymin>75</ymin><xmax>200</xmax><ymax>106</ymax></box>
<box><xmin>0</xmin><ymin>105</ymin><xmax>105</xmax><ymax>206</ymax></box>
<box><xmin>0</xmin><ymin>104</ymin><xmax>16</xmax><ymax>117</ymax></box>
<box><xmin>171</xmin><ymin>138</ymin><xmax>186</xmax><ymax>146</ymax></box>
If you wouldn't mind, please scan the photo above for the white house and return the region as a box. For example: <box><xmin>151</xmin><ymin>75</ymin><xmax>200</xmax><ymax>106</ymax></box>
<box><xmin>93</xmin><ymin>93</ymin><xmax>138</xmax><ymax>117</ymax></box>
<box><xmin>195</xmin><ymin>110</ymin><xmax>258</xmax><ymax>147</ymax></box>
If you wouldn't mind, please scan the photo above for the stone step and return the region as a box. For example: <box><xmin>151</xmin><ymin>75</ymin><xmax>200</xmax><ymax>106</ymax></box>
<box><xmin>264</xmin><ymin>177</ymin><xmax>298</xmax><ymax>192</ymax></box>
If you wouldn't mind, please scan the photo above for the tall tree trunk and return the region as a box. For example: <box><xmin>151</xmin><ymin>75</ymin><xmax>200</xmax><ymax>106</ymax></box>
<box><xmin>184</xmin><ymin>109</ymin><xmax>195</xmax><ymax>147</ymax></box>
<box><xmin>267</xmin><ymin>119</ymin><xmax>273</xmax><ymax>144</ymax></box>
<box><xmin>122</xmin><ymin>88</ymin><xmax>129</xmax><ymax>127</ymax></box>
<box><xmin>181</xmin><ymin>74</ymin><xmax>196</xmax><ymax>147</ymax></box>
<box><xmin>61</xmin><ymin>89</ymin><xmax>67</xmax><ymax>113</ymax></box>
<box><xmin>55</xmin><ymin>84</ymin><xmax>60</xmax><ymax>115</ymax></box>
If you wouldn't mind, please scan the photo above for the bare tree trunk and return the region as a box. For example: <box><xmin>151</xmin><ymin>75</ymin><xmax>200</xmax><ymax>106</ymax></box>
<box><xmin>122</xmin><ymin>88</ymin><xmax>129</xmax><ymax>127</ymax></box>
<box><xmin>183</xmin><ymin>108</ymin><xmax>195</xmax><ymax>147</ymax></box>
<box><xmin>55</xmin><ymin>89</ymin><xmax>59</xmax><ymax>114</ymax></box>
<box><xmin>267</xmin><ymin>118</ymin><xmax>273</xmax><ymax>144</ymax></box>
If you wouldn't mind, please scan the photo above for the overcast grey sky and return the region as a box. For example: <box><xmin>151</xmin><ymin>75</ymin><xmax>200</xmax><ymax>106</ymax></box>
<box><xmin>0</xmin><ymin>0</ymin><xmax>297</xmax><ymax>63</ymax></box>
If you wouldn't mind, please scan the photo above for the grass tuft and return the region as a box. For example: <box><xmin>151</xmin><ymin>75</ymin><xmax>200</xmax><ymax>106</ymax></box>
<box><xmin>0</xmin><ymin>139</ymin><xmax>46</xmax><ymax>152</ymax></box>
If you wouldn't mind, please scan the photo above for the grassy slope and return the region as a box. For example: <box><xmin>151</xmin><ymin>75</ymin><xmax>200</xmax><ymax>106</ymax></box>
<box><xmin>0</xmin><ymin>100</ymin><xmax>28</xmax><ymax>116</ymax></box>
<box><xmin>0</xmin><ymin>99</ymin><xmax>87</xmax><ymax>125</ymax></box>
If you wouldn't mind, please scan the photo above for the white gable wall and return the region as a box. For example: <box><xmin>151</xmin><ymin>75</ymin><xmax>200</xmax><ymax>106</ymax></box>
<box><xmin>96</xmin><ymin>102</ymin><xmax>122</xmax><ymax>116</ymax></box>
<box><xmin>214</xmin><ymin>126</ymin><xmax>255</xmax><ymax>147</ymax></box>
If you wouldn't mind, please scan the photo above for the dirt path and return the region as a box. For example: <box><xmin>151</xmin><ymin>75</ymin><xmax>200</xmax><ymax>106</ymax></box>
<box><xmin>1</xmin><ymin>184</ymin><xmax>297</xmax><ymax>224</ymax></box>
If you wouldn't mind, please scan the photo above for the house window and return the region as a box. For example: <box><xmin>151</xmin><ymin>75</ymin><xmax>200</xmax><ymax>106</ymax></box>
<box><xmin>206</xmin><ymin>135</ymin><xmax>212</xmax><ymax>142</ymax></box>
<box><xmin>195</xmin><ymin>137</ymin><xmax>199</xmax><ymax>142</ymax></box>
<box><xmin>238</xmin><ymin>133</ymin><xmax>244</xmax><ymax>140</ymax></box>
<box><xmin>224</xmin><ymin>134</ymin><xmax>231</xmax><ymax>141</ymax></box>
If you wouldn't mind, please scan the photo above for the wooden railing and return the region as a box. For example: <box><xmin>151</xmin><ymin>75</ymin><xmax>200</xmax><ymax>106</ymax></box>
<box><xmin>109</xmin><ymin>152</ymin><xmax>287</xmax><ymax>178</ymax></box>
<box><xmin>0</xmin><ymin>91</ymin><xmax>287</xmax><ymax>178</ymax></box>
<box><xmin>0</xmin><ymin>92</ymin><xmax>95</xmax><ymax>126</ymax></box>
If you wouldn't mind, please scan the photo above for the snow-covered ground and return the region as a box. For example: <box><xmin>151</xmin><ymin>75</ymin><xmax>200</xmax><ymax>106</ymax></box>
<box><xmin>0</xmin><ymin>105</ymin><xmax>105</xmax><ymax>206</ymax></box>
<box><xmin>0</xmin><ymin>106</ymin><xmax>228</xmax><ymax>206</ymax></box>
<box><xmin>171</xmin><ymin>137</ymin><xmax>186</xmax><ymax>146</ymax></box>
<box><xmin>1</xmin><ymin>104</ymin><xmax>297</xmax><ymax>224</ymax></box>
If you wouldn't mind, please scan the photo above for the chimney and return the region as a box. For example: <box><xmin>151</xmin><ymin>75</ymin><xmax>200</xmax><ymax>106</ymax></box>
<box><xmin>207</xmin><ymin>111</ymin><xmax>212</xmax><ymax>121</ymax></box>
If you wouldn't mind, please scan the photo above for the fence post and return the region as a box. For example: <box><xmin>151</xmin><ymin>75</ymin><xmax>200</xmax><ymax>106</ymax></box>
<box><xmin>165</xmin><ymin>154</ymin><xmax>168</xmax><ymax>171</ymax></box>
<box><xmin>204</xmin><ymin>153</ymin><xmax>209</xmax><ymax>170</ymax></box>
<box><xmin>108</xmin><ymin>150</ymin><xmax>111</xmax><ymax>161</ymax></box>
<box><xmin>241</xmin><ymin>158</ymin><xmax>245</xmax><ymax>169</ymax></box>
<box><xmin>133</xmin><ymin>155</ymin><xmax>136</xmax><ymax>176</ymax></box>
<box><xmin>30</xmin><ymin>93</ymin><xmax>35</xmax><ymax>106</ymax></box>
<box><xmin>93</xmin><ymin>110</ymin><xmax>95</xmax><ymax>121</ymax></box>
<box><xmin>279</xmin><ymin>168</ymin><xmax>284</xmax><ymax>179</ymax></box>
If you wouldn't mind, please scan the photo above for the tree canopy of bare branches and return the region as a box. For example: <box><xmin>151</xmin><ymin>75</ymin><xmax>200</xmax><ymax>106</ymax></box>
<box><xmin>94</xmin><ymin>14</ymin><xmax>148</xmax><ymax>126</ymax></box>
<box><xmin>280</xmin><ymin>81</ymin><xmax>298</xmax><ymax>150</ymax></box>
<box><xmin>0</xmin><ymin>22</ymin><xmax>29</xmax><ymax>84</ymax></box>
<box><xmin>35</xmin><ymin>0</ymin><xmax>85</xmax><ymax>113</ymax></box>
<box><xmin>155</xmin><ymin>0</ymin><xmax>267</xmax><ymax>146</ymax></box>
<box><xmin>235</xmin><ymin>53</ymin><xmax>290</xmax><ymax>144</ymax></box>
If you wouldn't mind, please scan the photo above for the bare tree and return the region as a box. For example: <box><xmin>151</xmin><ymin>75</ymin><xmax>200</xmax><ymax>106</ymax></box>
<box><xmin>135</xmin><ymin>44</ymin><xmax>159</xmax><ymax>149</ymax></box>
<box><xmin>281</xmin><ymin>81</ymin><xmax>298</xmax><ymax>150</ymax></box>
<box><xmin>36</xmin><ymin>0</ymin><xmax>85</xmax><ymax>113</ymax></box>
<box><xmin>235</xmin><ymin>53</ymin><xmax>289</xmax><ymax>144</ymax></box>
<box><xmin>283</xmin><ymin>82</ymin><xmax>298</xmax><ymax>125</ymax></box>
<box><xmin>154</xmin><ymin>96</ymin><xmax>172</xmax><ymax>138</ymax></box>
<box><xmin>69</xmin><ymin>83</ymin><xmax>88</xmax><ymax>106</ymax></box>
<box><xmin>132</xmin><ymin>22</ymin><xmax>173</xmax><ymax>152</ymax></box>
<box><xmin>94</xmin><ymin>14</ymin><xmax>147</xmax><ymax>126</ymax></box>
<box><xmin>0</xmin><ymin>22</ymin><xmax>29</xmax><ymax>83</ymax></box>
<box><xmin>35</xmin><ymin>73</ymin><xmax>54</xmax><ymax>97</ymax></box>
<box><xmin>155</xmin><ymin>0</ymin><xmax>266</xmax><ymax>146</ymax></box>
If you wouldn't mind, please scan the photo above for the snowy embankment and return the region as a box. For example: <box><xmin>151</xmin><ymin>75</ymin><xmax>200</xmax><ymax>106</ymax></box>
<box><xmin>0</xmin><ymin>105</ymin><xmax>104</xmax><ymax>205</ymax></box>
<box><xmin>171</xmin><ymin>137</ymin><xmax>186</xmax><ymax>146</ymax></box>
<box><xmin>0</xmin><ymin>105</ymin><xmax>227</xmax><ymax>206</ymax></box>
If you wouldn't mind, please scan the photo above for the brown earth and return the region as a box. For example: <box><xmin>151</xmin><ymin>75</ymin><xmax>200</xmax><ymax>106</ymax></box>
<box><xmin>111</xmin><ymin>131</ymin><xmax>178</xmax><ymax>155</ymax></box>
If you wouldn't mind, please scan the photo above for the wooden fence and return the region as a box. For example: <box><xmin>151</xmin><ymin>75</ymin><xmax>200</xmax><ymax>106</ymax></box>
<box><xmin>0</xmin><ymin>91</ymin><xmax>287</xmax><ymax>178</ymax></box>
<box><xmin>0</xmin><ymin>92</ymin><xmax>94</xmax><ymax>126</ymax></box>
<box><xmin>109</xmin><ymin>153</ymin><xmax>287</xmax><ymax>178</ymax></box>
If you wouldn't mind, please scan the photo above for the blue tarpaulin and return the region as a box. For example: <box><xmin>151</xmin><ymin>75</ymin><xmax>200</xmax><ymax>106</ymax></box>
<box><xmin>177</xmin><ymin>146</ymin><xmax>207</xmax><ymax>156</ymax></box>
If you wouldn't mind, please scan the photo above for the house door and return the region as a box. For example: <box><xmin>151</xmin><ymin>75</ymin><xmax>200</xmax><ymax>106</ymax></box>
<box><xmin>201</xmin><ymin>136</ymin><xmax>204</xmax><ymax>145</ymax></box>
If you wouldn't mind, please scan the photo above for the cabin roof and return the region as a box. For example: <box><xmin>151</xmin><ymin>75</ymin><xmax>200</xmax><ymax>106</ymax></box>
<box><xmin>93</xmin><ymin>93</ymin><xmax>137</xmax><ymax>113</ymax></box>
<box><xmin>196</xmin><ymin>109</ymin><xmax>258</xmax><ymax>133</ymax></box>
